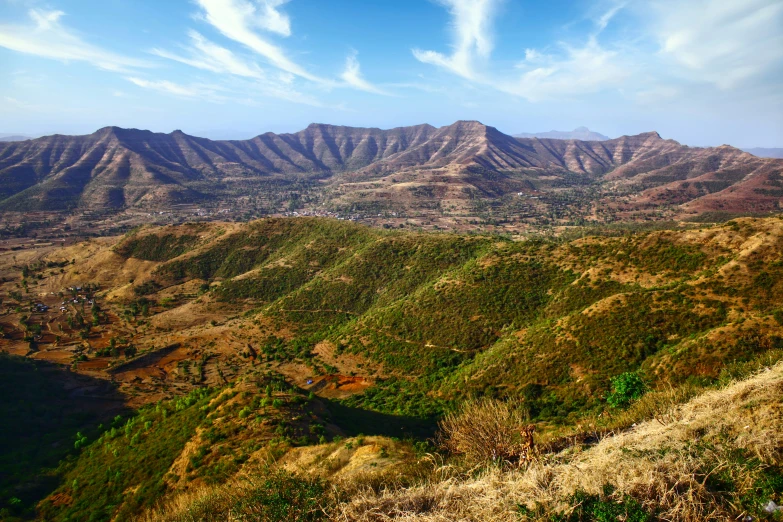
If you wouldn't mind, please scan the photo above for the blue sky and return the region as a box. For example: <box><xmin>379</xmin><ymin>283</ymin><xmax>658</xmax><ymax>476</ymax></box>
<box><xmin>0</xmin><ymin>0</ymin><xmax>781</xmax><ymax>147</ymax></box>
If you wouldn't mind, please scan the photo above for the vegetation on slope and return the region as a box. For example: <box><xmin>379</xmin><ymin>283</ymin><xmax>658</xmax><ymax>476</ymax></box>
<box><xmin>3</xmin><ymin>215</ymin><xmax>782</xmax><ymax>520</ymax></box>
<box><xmin>334</xmin><ymin>360</ymin><xmax>783</xmax><ymax>521</ymax></box>
<box><xmin>109</xmin><ymin>216</ymin><xmax>783</xmax><ymax>424</ymax></box>
<box><xmin>37</xmin><ymin>371</ymin><xmax>332</xmax><ymax>522</ymax></box>
<box><xmin>124</xmin><ymin>358</ymin><xmax>783</xmax><ymax>521</ymax></box>
<box><xmin>0</xmin><ymin>354</ymin><xmax>124</xmax><ymax>520</ymax></box>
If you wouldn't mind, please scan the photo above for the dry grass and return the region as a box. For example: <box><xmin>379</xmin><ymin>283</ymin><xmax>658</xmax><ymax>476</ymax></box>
<box><xmin>137</xmin><ymin>470</ymin><xmax>330</xmax><ymax>522</ymax></box>
<box><xmin>437</xmin><ymin>398</ymin><xmax>533</xmax><ymax>466</ymax></box>
<box><xmin>332</xmin><ymin>362</ymin><xmax>783</xmax><ymax>521</ymax></box>
<box><xmin>133</xmin><ymin>363</ymin><xmax>783</xmax><ymax>521</ymax></box>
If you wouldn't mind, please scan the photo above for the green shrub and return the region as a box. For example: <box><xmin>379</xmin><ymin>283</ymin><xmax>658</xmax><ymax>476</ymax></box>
<box><xmin>606</xmin><ymin>372</ymin><xmax>647</xmax><ymax>409</ymax></box>
<box><xmin>548</xmin><ymin>486</ymin><xmax>652</xmax><ymax>522</ymax></box>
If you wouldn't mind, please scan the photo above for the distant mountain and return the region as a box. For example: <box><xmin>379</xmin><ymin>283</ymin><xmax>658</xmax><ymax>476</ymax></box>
<box><xmin>513</xmin><ymin>126</ymin><xmax>610</xmax><ymax>141</ymax></box>
<box><xmin>0</xmin><ymin>135</ymin><xmax>31</xmax><ymax>142</ymax></box>
<box><xmin>0</xmin><ymin>121</ymin><xmax>780</xmax><ymax>219</ymax></box>
<box><xmin>743</xmin><ymin>147</ymin><xmax>783</xmax><ymax>159</ymax></box>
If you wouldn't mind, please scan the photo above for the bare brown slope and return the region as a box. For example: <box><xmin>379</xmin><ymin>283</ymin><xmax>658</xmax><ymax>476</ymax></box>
<box><xmin>0</xmin><ymin>121</ymin><xmax>780</xmax><ymax>216</ymax></box>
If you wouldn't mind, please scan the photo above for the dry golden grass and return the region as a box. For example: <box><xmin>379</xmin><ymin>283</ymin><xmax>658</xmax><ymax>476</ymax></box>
<box><xmin>132</xmin><ymin>359</ymin><xmax>782</xmax><ymax>522</ymax></box>
<box><xmin>437</xmin><ymin>398</ymin><xmax>533</xmax><ymax>466</ymax></box>
<box><xmin>332</xmin><ymin>362</ymin><xmax>783</xmax><ymax>521</ymax></box>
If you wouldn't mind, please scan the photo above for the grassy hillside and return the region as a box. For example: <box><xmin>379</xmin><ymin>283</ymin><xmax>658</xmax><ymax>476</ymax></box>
<box><xmin>1</xmin><ymin>215</ymin><xmax>782</xmax><ymax>520</ymax></box>
<box><xmin>37</xmin><ymin>373</ymin><xmax>335</xmax><ymax>522</ymax></box>
<box><xmin>113</xmin><ymin>216</ymin><xmax>783</xmax><ymax>422</ymax></box>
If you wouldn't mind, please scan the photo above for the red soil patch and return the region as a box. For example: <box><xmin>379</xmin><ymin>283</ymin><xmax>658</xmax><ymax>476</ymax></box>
<box><xmin>78</xmin><ymin>358</ymin><xmax>112</xmax><ymax>371</ymax></box>
<box><xmin>30</xmin><ymin>349</ymin><xmax>75</xmax><ymax>363</ymax></box>
<box><xmin>49</xmin><ymin>492</ymin><xmax>73</xmax><ymax>507</ymax></box>
<box><xmin>112</xmin><ymin>346</ymin><xmax>191</xmax><ymax>382</ymax></box>
<box><xmin>309</xmin><ymin>374</ymin><xmax>371</xmax><ymax>398</ymax></box>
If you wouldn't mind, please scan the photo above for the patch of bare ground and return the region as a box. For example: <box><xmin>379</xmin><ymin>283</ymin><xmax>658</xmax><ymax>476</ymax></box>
<box><xmin>313</xmin><ymin>340</ymin><xmax>388</xmax><ymax>380</ymax></box>
<box><xmin>147</xmin><ymin>296</ymin><xmax>231</xmax><ymax>331</ymax></box>
<box><xmin>308</xmin><ymin>375</ymin><xmax>373</xmax><ymax>399</ymax></box>
<box><xmin>279</xmin><ymin>436</ymin><xmax>413</xmax><ymax>480</ymax></box>
<box><xmin>579</xmin><ymin>292</ymin><xmax>629</xmax><ymax>317</ymax></box>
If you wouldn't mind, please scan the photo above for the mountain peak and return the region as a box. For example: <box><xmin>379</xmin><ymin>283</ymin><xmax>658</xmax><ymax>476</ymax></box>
<box><xmin>440</xmin><ymin>120</ymin><xmax>496</xmax><ymax>137</ymax></box>
<box><xmin>640</xmin><ymin>131</ymin><xmax>662</xmax><ymax>140</ymax></box>
<box><xmin>446</xmin><ymin>120</ymin><xmax>488</xmax><ymax>129</ymax></box>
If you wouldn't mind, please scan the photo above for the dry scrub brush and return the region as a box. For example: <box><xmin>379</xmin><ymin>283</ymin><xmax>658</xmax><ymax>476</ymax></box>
<box><xmin>437</xmin><ymin>398</ymin><xmax>533</xmax><ymax>467</ymax></box>
<box><xmin>333</xmin><ymin>362</ymin><xmax>783</xmax><ymax>521</ymax></box>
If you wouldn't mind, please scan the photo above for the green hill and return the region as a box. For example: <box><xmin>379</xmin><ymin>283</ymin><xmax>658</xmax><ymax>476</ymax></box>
<box><xmin>1</xmin><ymin>215</ymin><xmax>782</xmax><ymax>520</ymax></box>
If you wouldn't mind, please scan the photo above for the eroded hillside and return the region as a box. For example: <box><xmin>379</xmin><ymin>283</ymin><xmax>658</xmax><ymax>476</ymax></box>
<box><xmin>1</xmin><ymin>122</ymin><xmax>781</xmax><ymax>235</ymax></box>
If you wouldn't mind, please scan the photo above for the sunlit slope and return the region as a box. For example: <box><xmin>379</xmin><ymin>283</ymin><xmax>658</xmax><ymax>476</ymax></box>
<box><xmin>105</xmin><ymin>216</ymin><xmax>783</xmax><ymax>419</ymax></box>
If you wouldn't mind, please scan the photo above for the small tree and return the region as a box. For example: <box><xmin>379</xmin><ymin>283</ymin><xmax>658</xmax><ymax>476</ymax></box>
<box><xmin>606</xmin><ymin>372</ymin><xmax>647</xmax><ymax>408</ymax></box>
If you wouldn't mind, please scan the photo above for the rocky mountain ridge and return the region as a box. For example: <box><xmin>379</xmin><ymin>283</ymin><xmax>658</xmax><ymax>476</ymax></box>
<box><xmin>0</xmin><ymin>121</ymin><xmax>780</xmax><ymax>220</ymax></box>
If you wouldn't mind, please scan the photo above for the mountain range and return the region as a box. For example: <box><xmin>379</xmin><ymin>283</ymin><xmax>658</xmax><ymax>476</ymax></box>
<box><xmin>742</xmin><ymin>147</ymin><xmax>783</xmax><ymax>159</ymax></box>
<box><xmin>513</xmin><ymin>126</ymin><xmax>610</xmax><ymax>141</ymax></box>
<box><xmin>0</xmin><ymin>135</ymin><xmax>31</xmax><ymax>142</ymax></box>
<box><xmin>0</xmin><ymin>120</ymin><xmax>780</xmax><ymax>221</ymax></box>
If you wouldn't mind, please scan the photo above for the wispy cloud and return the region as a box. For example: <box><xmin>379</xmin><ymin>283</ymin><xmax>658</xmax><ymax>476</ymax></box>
<box><xmin>153</xmin><ymin>1</ymin><xmax>391</xmax><ymax>101</ymax></box>
<box><xmin>412</xmin><ymin>0</ymin><xmax>501</xmax><ymax>80</ymax></box>
<box><xmin>650</xmin><ymin>0</ymin><xmax>783</xmax><ymax>89</ymax></box>
<box><xmin>150</xmin><ymin>29</ymin><xmax>339</xmax><ymax>105</ymax></box>
<box><xmin>594</xmin><ymin>1</ymin><xmax>627</xmax><ymax>34</ymax></box>
<box><xmin>194</xmin><ymin>0</ymin><xmax>326</xmax><ymax>83</ymax></box>
<box><xmin>416</xmin><ymin>0</ymin><xmax>782</xmax><ymax>103</ymax></box>
<box><xmin>415</xmin><ymin>0</ymin><xmax>630</xmax><ymax>102</ymax></box>
<box><xmin>152</xmin><ymin>30</ymin><xmax>266</xmax><ymax>79</ymax></box>
<box><xmin>340</xmin><ymin>51</ymin><xmax>391</xmax><ymax>95</ymax></box>
<box><xmin>126</xmin><ymin>77</ymin><xmax>216</xmax><ymax>99</ymax></box>
<box><xmin>507</xmin><ymin>40</ymin><xmax>631</xmax><ymax>102</ymax></box>
<box><xmin>126</xmin><ymin>73</ymin><xmax>331</xmax><ymax>108</ymax></box>
<box><xmin>0</xmin><ymin>9</ymin><xmax>150</xmax><ymax>72</ymax></box>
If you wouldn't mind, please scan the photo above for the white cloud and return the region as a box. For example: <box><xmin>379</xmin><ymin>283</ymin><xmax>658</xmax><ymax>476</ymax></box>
<box><xmin>594</xmin><ymin>1</ymin><xmax>627</xmax><ymax>34</ymax></box>
<box><xmin>152</xmin><ymin>30</ymin><xmax>266</xmax><ymax>79</ymax></box>
<box><xmin>506</xmin><ymin>40</ymin><xmax>631</xmax><ymax>102</ymax></box>
<box><xmin>522</xmin><ymin>48</ymin><xmax>544</xmax><ymax>63</ymax></box>
<box><xmin>127</xmin><ymin>74</ymin><xmax>330</xmax><ymax>108</ymax></box>
<box><xmin>255</xmin><ymin>0</ymin><xmax>292</xmax><ymax>36</ymax></box>
<box><xmin>416</xmin><ymin>0</ymin><xmax>630</xmax><ymax>102</ymax></box>
<box><xmin>151</xmin><ymin>30</ymin><xmax>341</xmax><ymax>105</ymax></box>
<box><xmin>0</xmin><ymin>9</ymin><xmax>150</xmax><ymax>72</ymax></box>
<box><xmin>340</xmin><ymin>52</ymin><xmax>391</xmax><ymax>95</ymax></box>
<box><xmin>412</xmin><ymin>0</ymin><xmax>501</xmax><ymax>79</ymax></box>
<box><xmin>416</xmin><ymin>0</ymin><xmax>783</xmax><ymax>106</ymax></box>
<box><xmin>194</xmin><ymin>0</ymin><xmax>326</xmax><ymax>83</ymax></box>
<box><xmin>650</xmin><ymin>0</ymin><xmax>783</xmax><ymax>89</ymax></box>
<box><xmin>126</xmin><ymin>77</ymin><xmax>212</xmax><ymax>98</ymax></box>
<box><xmin>175</xmin><ymin>1</ymin><xmax>389</xmax><ymax>98</ymax></box>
